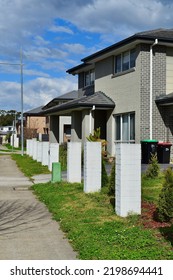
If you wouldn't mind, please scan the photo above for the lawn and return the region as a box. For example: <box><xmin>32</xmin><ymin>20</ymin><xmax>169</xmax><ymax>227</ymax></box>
<box><xmin>11</xmin><ymin>154</ymin><xmax>50</xmax><ymax>178</ymax></box>
<box><xmin>11</xmin><ymin>154</ymin><xmax>173</xmax><ymax>259</ymax></box>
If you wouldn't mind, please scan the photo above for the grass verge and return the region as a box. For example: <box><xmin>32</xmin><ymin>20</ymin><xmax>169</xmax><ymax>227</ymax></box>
<box><xmin>12</xmin><ymin>154</ymin><xmax>173</xmax><ymax>259</ymax></box>
<box><xmin>11</xmin><ymin>154</ymin><xmax>50</xmax><ymax>178</ymax></box>
<box><xmin>32</xmin><ymin>180</ymin><xmax>173</xmax><ymax>260</ymax></box>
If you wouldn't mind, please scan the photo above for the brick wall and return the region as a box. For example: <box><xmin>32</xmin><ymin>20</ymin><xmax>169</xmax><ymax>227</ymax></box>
<box><xmin>140</xmin><ymin>44</ymin><xmax>167</xmax><ymax>141</ymax></box>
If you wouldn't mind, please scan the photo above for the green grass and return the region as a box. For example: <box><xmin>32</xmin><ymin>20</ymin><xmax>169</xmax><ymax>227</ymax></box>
<box><xmin>32</xmin><ymin>181</ymin><xmax>173</xmax><ymax>259</ymax></box>
<box><xmin>11</xmin><ymin>154</ymin><xmax>173</xmax><ymax>259</ymax></box>
<box><xmin>141</xmin><ymin>173</ymin><xmax>164</xmax><ymax>203</ymax></box>
<box><xmin>11</xmin><ymin>154</ymin><xmax>50</xmax><ymax>178</ymax></box>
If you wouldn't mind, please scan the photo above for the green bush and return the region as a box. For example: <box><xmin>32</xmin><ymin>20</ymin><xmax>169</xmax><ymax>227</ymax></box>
<box><xmin>145</xmin><ymin>153</ymin><xmax>160</xmax><ymax>178</ymax></box>
<box><xmin>102</xmin><ymin>159</ymin><xmax>109</xmax><ymax>188</ymax></box>
<box><xmin>59</xmin><ymin>142</ymin><xmax>67</xmax><ymax>171</ymax></box>
<box><xmin>156</xmin><ymin>168</ymin><xmax>173</xmax><ymax>222</ymax></box>
<box><xmin>108</xmin><ymin>160</ymin><xmax>115</xmax><ymax>195</ymax></box>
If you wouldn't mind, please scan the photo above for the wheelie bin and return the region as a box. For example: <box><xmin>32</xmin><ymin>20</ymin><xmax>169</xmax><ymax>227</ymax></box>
<box><xmin>141</xmin><ymin>139</ymin><xmax>158</xmax><ymax>164</ymax></box>
<box><xmin>157</xmin><ymin>142</ymin><xmax>172</xmax><ymax>164</ymax></box>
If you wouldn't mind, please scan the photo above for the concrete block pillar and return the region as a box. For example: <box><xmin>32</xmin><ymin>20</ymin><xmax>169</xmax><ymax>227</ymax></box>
<box><xmin>48</xmin><ymin>143</ymin><xmax>59</xmax><ymax>171</ymax></box>
<box><xmin>30</xmin><ymin>138</ymin><xmax>37</xmax><ymax>158</ymax></box>
<box><xmin>84</xmin><ymin>142</ymin><xmax>101</xmax><ymax>193</ymax></box>
<box><xmin>26</xmin><ymin>139</ymin><xmax>31</xmax><ymax>155</ymax></box>
<box><xmin>36</xmin><ymin>141</ymin><xmax>43</xmax><ymax>162</ymax></box>
<box><xmin>115</xmin><ymin>144</ymin><xmax>141</xmax><ymax>217</ymax></box>
<box><xmin>14</xmin><ymin>135</ymin><xmax>19</xmax><ymax>148</ymax></box>
<box><xmin>41</xmin><ymin>141</ymin><xmax>49</xmax><ymax>166</ymax></box>
<box><xmin>33</xmin><ymin>140</ymin><xmax>38</xmax><ymax>160</ymax></box>
<box><xmin>67</xmin><ymin>142</ymin><xmax>81</xmax><ymax>183</ymax></box>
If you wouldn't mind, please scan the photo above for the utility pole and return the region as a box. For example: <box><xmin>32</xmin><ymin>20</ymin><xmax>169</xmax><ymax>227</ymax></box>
<box><xmin>0</xmin><ymin>49</ymin><xmax>24</xmax><ymax>156</ymax></box>
<box><xmin>20</xmin><ymin>48</ymin><xmax>24</xmax><ymax>156</ymax></box>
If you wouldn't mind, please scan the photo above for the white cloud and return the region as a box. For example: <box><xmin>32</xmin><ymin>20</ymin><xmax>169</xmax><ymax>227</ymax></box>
<box><xmin>49</xmin><ymin>25</ymin><xmax>74</xmax><ymax>34</ymax></box>
<box><xmin>1</xmin><ymin>0</ymin><xmax>173</xmax><ymax>113</ymax></box>
<box><xmin>63</xmin><ymin>43</ymin><xmax>87</xmax><ymax>54</ymax></box>
<box><xmin>52</xmin><ymin>0</ymin><xmax>173</xmax><ymax>38</ymax></box>
<box><xmin>0</xmin><ymin>76</ymin><xmax>78</xmax><ymax>111</ymax></box>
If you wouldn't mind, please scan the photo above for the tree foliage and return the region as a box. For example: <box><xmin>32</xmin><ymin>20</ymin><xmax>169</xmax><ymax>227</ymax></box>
<box><xmin>0</xmin><ymin>110</ymin><xmax>20</xmax><ymax>126</ymax></box>
<box><xmin>156</xmin><ymin>168</ymin><xmax>173</xmax><ymax>222</ymax></box>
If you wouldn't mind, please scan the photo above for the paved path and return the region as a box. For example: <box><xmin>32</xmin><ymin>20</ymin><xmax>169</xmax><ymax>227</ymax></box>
<box><xmin>0</xmin><ymin>155</ymin><xmax>77</xmax><ymax>260</ymax></box>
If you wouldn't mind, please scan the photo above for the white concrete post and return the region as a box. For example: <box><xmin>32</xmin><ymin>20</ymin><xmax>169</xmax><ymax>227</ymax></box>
<box><xmin>26</xmin><ymin>139</ymin><xmax>30</xmax><ymax>155</ymax></box>
<box><xmin>67</xmin><ymin>142</ymin><xmax>81</xmax><ymax>183</ymax></box>
<box><xmin>115</xmin><ymin>143</ymin><xmax>141</xmax><ymax>217</ymax></box>
<box><xmin>84</xmin><ymin>141</ymin><xmax>101</xmax><ymax>193</ymax></box>
<box><xmin>33</xmin><ymin>140</ymin><xmax>38</xmax><ymax>160</ymax></box>
<box><xmin>30</xmin><ymin>138</ymin><xmax>37</xmax><ymax>158</ymax></box>
<box><xmin>27</xmin><ymin>139</ymin><xmax>32</xmax><ymax>156</ymax></box>
<box><xmin>14</xmin><ymin>135</ymin><xmax>19</xmax><ymax>148</ymax></box>
<box><xmin>36</xmin><ymin>141</ymin><xmax>43</xmax><ymax>162</ymax></box>
<box><xmin>41</xmin><ymin>141</ymin><xmax>49</xmax><ymax>166</ymax></box>
<box><xmin>48</xmin><ymin>143</ymin><xmax>59</xmax><ymax>171</ymax></box>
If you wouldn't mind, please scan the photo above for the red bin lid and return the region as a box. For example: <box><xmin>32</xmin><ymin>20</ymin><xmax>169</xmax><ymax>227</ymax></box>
<box><xmin>158</xmin><ymin>142</ymin><xmax>172</xmax><ymax>146</ymax></box>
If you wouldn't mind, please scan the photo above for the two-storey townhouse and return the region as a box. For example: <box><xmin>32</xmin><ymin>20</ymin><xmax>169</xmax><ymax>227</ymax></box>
<box><xmin>44</xmin><ymin>28</ymin><xmax>173</xmax><ymax>157</ymax></box>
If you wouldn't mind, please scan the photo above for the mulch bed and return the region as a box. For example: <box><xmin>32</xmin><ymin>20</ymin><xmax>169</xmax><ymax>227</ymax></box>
<box><xmin>141</xmin><ymin>201</ymin><xmax>171</xmax><ymax>229</ymax></box>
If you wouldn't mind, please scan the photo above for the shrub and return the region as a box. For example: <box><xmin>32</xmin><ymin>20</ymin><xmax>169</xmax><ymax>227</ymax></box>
<box><xmin>59</xmin><ymin>142</ymin><xmax>67</xmax><ymax>171</ymax></box>
<box><xmin>102</xmin><ymin>159</ymin><xmax>109</xmax><ymax>188</ymax></box>
<box><xmin>156</xmin><ymin>168</ymin><xmax>173</xmax><ymax>222</ymax></box>
<box><xmin>145</xmin><ymin>153</ymin><xmax>160</xmax><ymax>178</ymax></box>
<box><xmin>108</xmin><ymin>160</ymin><xmax>115</xmax><ymax>195</ymax></box>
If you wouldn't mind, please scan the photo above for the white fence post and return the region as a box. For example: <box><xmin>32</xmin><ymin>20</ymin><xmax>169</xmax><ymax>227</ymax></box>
<box><xmin>67</xmin><ymin>142</ymin><xmax>81</xmax><ymax>183</ymax></box>
<box><xmin>84</xmin><ymin>142</ymin><xmax>101</xmax><ymax>193</ymax></box>
<box><xmin>48</xmin><ymin>143</ymin><xmax>59</xmax><ymax>171</ymax></box>
<box><xmin>41</xmin><ymin>141</ymin><xmax>49</xmax><ymax>166</ymax></box>
<box><xmin>36</xmin><ymin>141</ymin><xmax>43</xmax><ymax>162</ymax></box>
<box><xmin>115</xmin><ymin>143</ymin><xmax>141</xmax><ymax>217</ymax></box>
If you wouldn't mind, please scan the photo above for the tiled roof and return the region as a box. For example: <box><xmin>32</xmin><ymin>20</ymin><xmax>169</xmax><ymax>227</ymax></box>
<box><xmin>43</xmin><ymin>92</ymin><xmax>115</xmax><ymax>114</ymax></box>
<box><xmin>136</xmin><ymin>28</ymin><xmax>173</xmax><ymax>40</ymax></box>
<box><xmin>156</xmin><ymin>92</ymin><xmax>173</xmax><ymax>105</ymax></box>
<box><xmin>43</xmin><ymin>90</ymin><xmax>78</xmax><ymax>109</ymax></box>
<box><xmin>24</xmin><ymin>105</ymin><xmax>44</xmax><ymax>116</ymax></box>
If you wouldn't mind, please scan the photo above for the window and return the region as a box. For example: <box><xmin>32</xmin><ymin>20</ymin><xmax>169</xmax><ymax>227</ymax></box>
<box><xmin>115</xmin><ymin>49</ymin><xmax>136</xmax><ymax>74</ymax></box>
<box><xmin>115</xmin><ymin>113</ymin><xmax>135</xmax><ymax>142</ymax></box>
<box><xmin>84</xmin><ymin>69</ymin><xmax>95</xmax><ymax>86</ymax></box>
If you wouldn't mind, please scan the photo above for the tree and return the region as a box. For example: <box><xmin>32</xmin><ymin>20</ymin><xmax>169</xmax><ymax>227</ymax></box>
<box><xmin>0</xmin><ymin>110</ymin><xmax>20</xmax><ymax>126</ymax></box>
<box><xmin>156</xmin><ymin>168</ymin><xmax>173</xmax><ymax>222</ymax></box>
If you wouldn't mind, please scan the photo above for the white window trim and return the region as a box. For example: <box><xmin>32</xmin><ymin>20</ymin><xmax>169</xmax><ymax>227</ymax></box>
<box><xmin>115</xmin><ymin>112</ymin><xmax>135</xmax><ymax>143</ymax></box>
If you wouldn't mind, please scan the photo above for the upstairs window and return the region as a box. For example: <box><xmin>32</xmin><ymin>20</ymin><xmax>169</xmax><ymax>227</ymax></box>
<box><xmin>115</xmin><ymin>48</ymin><xmax>136</xmax><ymax>74</ymax></box>
<box><xmin>84</xmin><ymin>69</ymin><xmax>95</xmax><ymax>86</ymax></box>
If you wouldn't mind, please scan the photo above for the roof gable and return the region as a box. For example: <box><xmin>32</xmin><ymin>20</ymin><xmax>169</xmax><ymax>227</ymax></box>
<box><xmin>67</xmin><ymin>28</ymin><xmax>173</xmax><ymax>74</ymax></box>
<box><xmin>43</xmin><ymin>92</ymin><xmax>115</xmax><ymax>115</ymax></box>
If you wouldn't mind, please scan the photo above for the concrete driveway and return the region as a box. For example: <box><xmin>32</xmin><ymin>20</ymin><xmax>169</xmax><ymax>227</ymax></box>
<box><xmin>0</xmin><ymin>155</ymin><xmax>77</xmax><ymax>260</ymax></box>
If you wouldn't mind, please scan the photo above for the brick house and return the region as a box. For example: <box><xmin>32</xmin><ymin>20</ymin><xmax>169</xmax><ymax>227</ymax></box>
<box><xmin>24</xmin><ymin>91</ymin><xmax>78</xmax><ymax>143</ymax></box>
<box><xmin>44</xmin><ymin>28</ymin><xmax>173</xmax><ymax>157</ymax></box>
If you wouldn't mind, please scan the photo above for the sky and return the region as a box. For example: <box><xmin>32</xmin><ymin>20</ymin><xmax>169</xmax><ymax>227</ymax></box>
<box><xmin>1</xmin><ymin>0</ymin><xmax>173</xmax><ymax>112</ymax></box>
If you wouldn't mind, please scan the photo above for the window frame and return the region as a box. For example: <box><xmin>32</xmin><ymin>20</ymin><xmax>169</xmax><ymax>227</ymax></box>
<box><xmin>84</xmin><ymin>69</ymin><xmax>95</xmax><ymax>87</ymax></box>
<box><xmin>115</xmin><ymin>112</ymin><xmax>135</xmax><ymax>143</ymax></box>
<box><xmin>114</xmin><ymin>48</ymin><xmax>136</xmax><ymax>74</ymax></box>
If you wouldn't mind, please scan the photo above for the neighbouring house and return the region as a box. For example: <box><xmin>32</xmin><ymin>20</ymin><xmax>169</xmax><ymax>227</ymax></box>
<box><xmin>43</xmin><ymin>28</ymin><xmax>173</xmax><ymax>158</ymax></box>
<box><xmin>24</xmin><ymin>106</ymin><xmax>48</xmax><ymax>140</ymax></box>
<box><xmin>0</xmin><ymin>126</ymin><xmax>14</xmax><ymax>144</ymax></box>
<box><xmin>24</xmin><ymin>90</ymin><xmax>78</xmax><ymax>143</ymax></box>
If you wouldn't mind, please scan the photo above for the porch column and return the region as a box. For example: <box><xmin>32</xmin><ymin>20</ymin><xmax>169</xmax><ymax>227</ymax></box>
<box><xmin>82</xmin><ymin>109</ymin><xmax>94</xmax><ymax>142</ymax></box>
<box><xmin>49</xmin><ymin>115</ymin><xmax>59</xmax><ymax>143</ymax></box>
<box><xmin>107</xmin><ymin>112</ymin><xmax>115</xmax><ymax>156</ymax></box>
<box><xmin>71</xmin><ymin>111</ymin><xmax>82</xmax><ymax>142</ymax></box>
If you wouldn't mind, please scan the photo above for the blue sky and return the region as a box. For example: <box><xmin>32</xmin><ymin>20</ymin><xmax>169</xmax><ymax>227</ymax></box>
<box><xmin>0</xmin><ymin>0</ymin><xmax>173</xmax><ymax>111</ymax></box>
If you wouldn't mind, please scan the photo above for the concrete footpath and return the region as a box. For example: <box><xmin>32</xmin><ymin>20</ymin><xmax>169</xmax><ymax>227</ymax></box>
<box><xmin>0</xmin><ymin>155</ymin><xmax>77</xmax><ymax>260</ymax></box>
